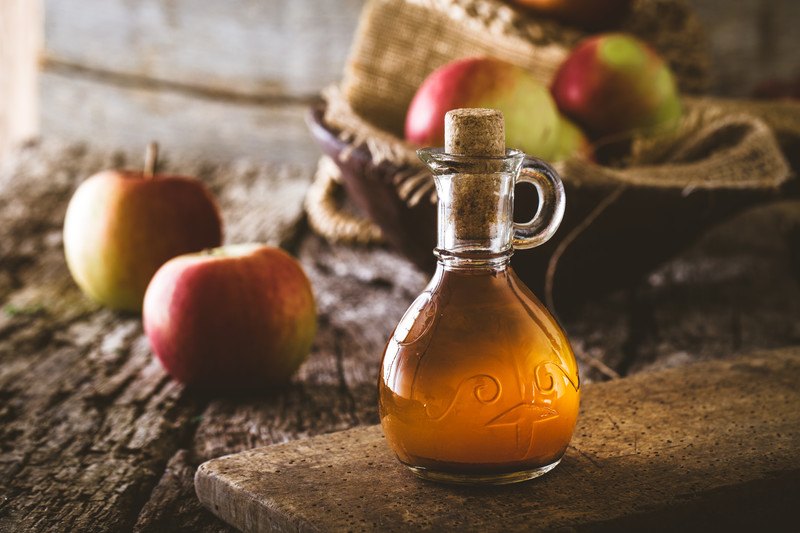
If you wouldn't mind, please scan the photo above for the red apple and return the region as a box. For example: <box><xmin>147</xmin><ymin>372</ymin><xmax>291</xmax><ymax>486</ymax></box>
<box><xmin>143</xmin><ymin>244</ymin><xmax>317</xmax><ymax>391</ymax></box>
<box><xmin>405</xmin><ymin>57</ymin><xmax>586</xmax><ymax>161</ymax></box>
<box><xmin>509</xmin><ymin>0</ymin><xmax>632</xmax><ymax>30</ymax></box>
<box><xmin>63</xmin><ymin>143</ymin><xmax>223</xmax><ymax>311</ymax></box>
<box><xmin>551</xmin><ymin>33</ymin><xmax>682</xmax><ymax>140</ymax></box>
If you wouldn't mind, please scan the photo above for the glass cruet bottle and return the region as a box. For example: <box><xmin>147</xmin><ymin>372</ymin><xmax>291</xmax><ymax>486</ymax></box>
<box><xmin>378</xmin><ymin>108</ymin><xmax>580</xmax><ymax>485</ymax></box>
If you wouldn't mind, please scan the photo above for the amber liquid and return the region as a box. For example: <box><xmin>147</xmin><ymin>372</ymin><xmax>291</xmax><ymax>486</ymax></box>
<box><xmin>379</xmin><ymin>264</ymin><xmax>580</xmax><ymax>478</ymax></box>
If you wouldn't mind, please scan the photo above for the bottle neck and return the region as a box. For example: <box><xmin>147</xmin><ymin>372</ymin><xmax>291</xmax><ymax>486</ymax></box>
<box><xmin>433</xmin><ymin>171</ymin><xmax>515</xmax><ymax>270</ymax></box>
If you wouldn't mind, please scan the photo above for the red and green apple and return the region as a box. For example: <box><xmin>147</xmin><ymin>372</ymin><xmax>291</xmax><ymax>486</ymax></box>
<box><xmin>143</xmin><ymin>244</ymin><xmax>317</xmax><ymax>391</ymax></box>
<box><xmin>551</xmin><ymin>33</ymin><xmax>682</xmax><ymax>140</ymax></box>
<box><xmin>63</xmin><ymin>143</ymin><xmax>223</xmax><ymax>311</ymax></box>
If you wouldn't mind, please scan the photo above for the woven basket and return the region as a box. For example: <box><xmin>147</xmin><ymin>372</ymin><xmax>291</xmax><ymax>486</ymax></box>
<box><xmin>305</xmin><ymin>0</ymin><xmax>798</xmax><ymax>306</ymax></box>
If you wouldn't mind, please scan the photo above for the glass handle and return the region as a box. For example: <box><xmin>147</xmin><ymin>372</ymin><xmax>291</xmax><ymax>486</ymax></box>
<box><xmin>512</xmin><ymin>157</ymin><xmax>566</xmax><ymax>250</ymax></box>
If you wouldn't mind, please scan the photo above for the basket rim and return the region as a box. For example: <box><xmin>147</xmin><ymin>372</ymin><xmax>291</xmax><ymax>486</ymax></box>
<box><xmin>311</xmin><ymin>100</ymin><xmax>792</xmax><ymax>194</ymax></box>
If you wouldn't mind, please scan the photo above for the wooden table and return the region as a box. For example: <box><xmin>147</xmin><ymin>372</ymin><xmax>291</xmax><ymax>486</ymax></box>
<box><xmin>1</xmin><ymin>140</ymin><xmax>799</xmax><ymax>532</ymax></box>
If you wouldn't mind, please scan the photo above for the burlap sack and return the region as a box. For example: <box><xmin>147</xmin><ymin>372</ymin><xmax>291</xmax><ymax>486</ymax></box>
<box><xmin>342</xmin><ymin>0</ymin><xmax>709</xmax><ymax>136</ymax></box>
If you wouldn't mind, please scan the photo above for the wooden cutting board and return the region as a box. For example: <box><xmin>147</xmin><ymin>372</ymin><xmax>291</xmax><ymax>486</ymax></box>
<box><xmin>195</xmin><ymin>348</ymin><xmax>800</xmax><ymax>532</ymax></box>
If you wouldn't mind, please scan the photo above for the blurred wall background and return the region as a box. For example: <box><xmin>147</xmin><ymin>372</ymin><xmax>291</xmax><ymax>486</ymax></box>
<box><xmin>0</xmin><ymin>0</ymin><xmax>797</xmax><ymax>164</ymax></box>
<box><xmin>0</xmin><ymin>0</ymin><xmax>40</xmax><ymax>158</ymax></box>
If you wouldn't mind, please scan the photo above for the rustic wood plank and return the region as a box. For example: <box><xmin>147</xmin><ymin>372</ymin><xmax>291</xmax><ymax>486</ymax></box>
<box><xmin>40</xmin><ymin>70</ymin><xmax>321</xmax><ymax>165</ymax></box>
<box><xmin>42</xmin><ymin>0</ymin><xmax>365</xmax><ymax>99</ymax></box>
<box><xmin>0</xmin><ymin>0</ymin><xmax>40</xmax><ymax>157</ymax></box>
<box><xmin>195</xmin><ymin>347</ymin><xmax>800</xmax><ymax>532</ymax></box>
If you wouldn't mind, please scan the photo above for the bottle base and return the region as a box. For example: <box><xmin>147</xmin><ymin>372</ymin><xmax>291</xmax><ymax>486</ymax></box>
<box><xmin>403</xmin><ymin>458</ymin><xmax>561</xmax><ymax>485</ymax></box>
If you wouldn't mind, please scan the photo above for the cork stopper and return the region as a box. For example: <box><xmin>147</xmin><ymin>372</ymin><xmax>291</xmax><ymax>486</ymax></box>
<box><xmin>444</xmin><ymin>108</ymin><xmax>505</xmax><ymax>156</ymax></box>
<box><xmin>439</xmin><ymin>108</ymin><xmax>509</xmax><ymax>245</ymax></box>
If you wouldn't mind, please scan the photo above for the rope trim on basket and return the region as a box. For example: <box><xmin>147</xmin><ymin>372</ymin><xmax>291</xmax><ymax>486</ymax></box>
<box><xmin>322</xmin><ymin>85</ymin><xmax>438</xmax><ymax>207</ymax></box>
<box><xmin>322</xmin><ymin>85</ymin><xmax>422</xmax><ymax>168</ymax></box>
<box><xmin>304</xmin><ymin>156</ymin><xmax>385</xmax><ymax>245</ymax></box>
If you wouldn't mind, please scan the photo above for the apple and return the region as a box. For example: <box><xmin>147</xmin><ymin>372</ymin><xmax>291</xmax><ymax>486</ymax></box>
<box><xmin>63</xmin><ymin>143</ymin><xmax>223</xmax><ymax>311</ymax></box>
<box><xmin>405</xmin><ymin>57</ymin><xmax>586</xmax><ymax>162</ymax></box>
<box><xmin>143</xmin><ymin>244</ymin><xmax>317</xmax><ymax>391</ymax></box>
<box><xmin>551</xmin><ymin>33</ymin><xmax>682</xmax><ymax>140</ymax></box>
<box><xmin>508</xmin><ymin>0</ymin><xmax>632</xmax><ymax>30</ymax></box>
<box><xmin>552</xmin><ymin>114</ymin><xmax>589</xmax><ymax>162</ymax></box>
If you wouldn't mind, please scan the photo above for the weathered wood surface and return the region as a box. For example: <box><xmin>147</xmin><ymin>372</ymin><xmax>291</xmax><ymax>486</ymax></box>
<box><xmin>0</xmin><ymin>141</ymin><xmax>799</xmax><ymax>531</ymax></box>
<box><xmin>43</xmin><ymin>0</ymin><xmax>366</xmax><ymax>100</ymax></box>
<box><xmin>196</xmin><ymin>348</ymin><xmax>800</xmax><ymax>532</ymax></box>
<box><xmin>39</xmin><ymin>70</ymin><xmax>320</xmax><ymax>166</ymax></box>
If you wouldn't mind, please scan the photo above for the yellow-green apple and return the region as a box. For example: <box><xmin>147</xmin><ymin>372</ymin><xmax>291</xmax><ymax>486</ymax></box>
<box><xmin>143</xmin><ymin>244</ymin><xmax>316</xmax><ymax>391</ymax></box>
<box><xmin>63</xmin><ymin>143</ymin><xmax>223</xmax><ymax>312</ymax></box>
<box><xmin>551</xmin><ymin>33</ymin><xmax>682</xmax><ymax>140</ymax></box>
<box><xmin>405</xmin><ymin>57</ymin><xmax>587</xmax><ymax>161</ymax></box>
<box><xmin>552</xmin><ymin>114</ymin><xmax>588</xmax><ymax>161</ymax></box>
<box><xmin>508</xmin><ymin>0</ymin><xmax>632</xmax><ymax>30</ymax></box>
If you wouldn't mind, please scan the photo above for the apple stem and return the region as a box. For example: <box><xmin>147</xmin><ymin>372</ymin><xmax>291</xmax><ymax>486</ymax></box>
<box><xmin>144</xmin><ymin>142</ymin><xmax>159</xmax><ymax>179</ymax></box>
